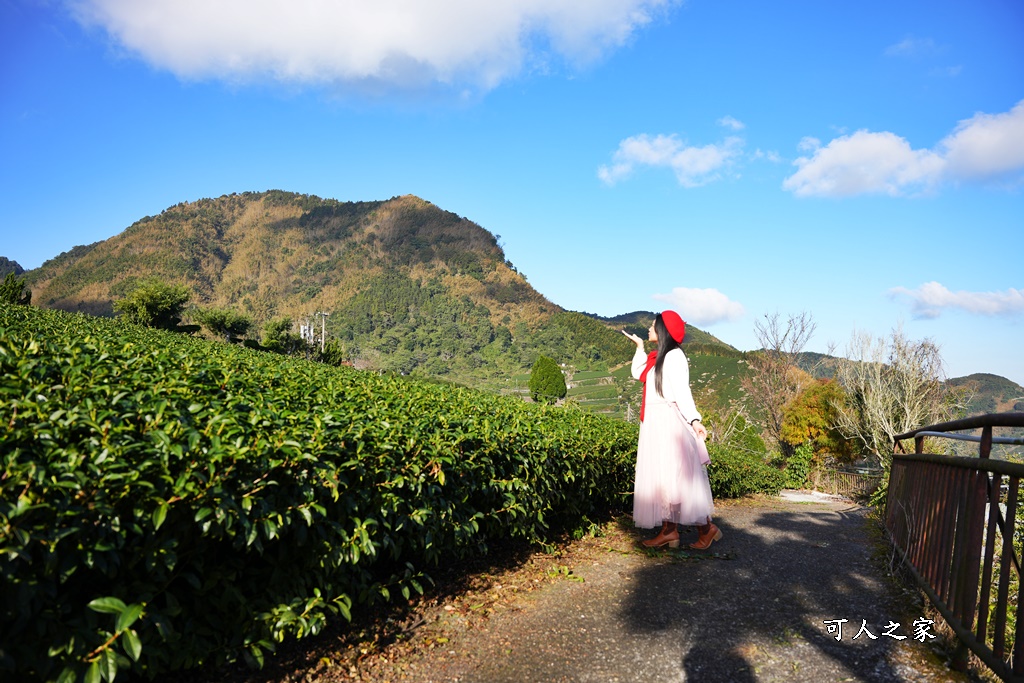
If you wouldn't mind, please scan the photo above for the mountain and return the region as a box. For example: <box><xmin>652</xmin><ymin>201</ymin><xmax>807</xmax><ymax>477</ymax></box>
<box><xmin>23</xmin><ymin>191</ymin><xmax>648</xmax><ymax>388</ymax></box>
<box><xmin>28</xmin><ymin>191</ymin><xmax>545</xmax><ymax>320</ymax></box>
<box><xmin>795</xmin><ymin>351</ymin><xmax>841</xmax><ymax>379</ymax></box>
<box><xmin>0</xmin><ymin>257</ymin><xmax>24</xmax><ymax>277</ymax></box>
<box><xmin>583</xmin><ymin>310</ymin><xmax>740</xmax><ymax>355</ymax></box>
<box><xmin>947</xmin><ymin>373</ymin><xmax>1024</xmax><ymax>415</ymax></box>
<box><xmin>795</xmin><ymin>354</ymin><xmax>1023</xmax><ymax>421</ymax></box>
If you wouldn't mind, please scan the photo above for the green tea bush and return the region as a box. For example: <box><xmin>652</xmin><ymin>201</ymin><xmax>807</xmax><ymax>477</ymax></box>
<box><xmin>0</xmin><ymin>303</ymin><xmax>636</xmax><ymax>682</ymax></box>
<box><xmin>707</xmin><ymin>445</ymin><xmax>786</xmax><ymax>499</ymax></box>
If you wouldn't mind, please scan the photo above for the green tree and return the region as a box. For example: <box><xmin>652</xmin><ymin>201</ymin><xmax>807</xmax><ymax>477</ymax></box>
<box><xmin>193</xmin><ymin>307</ymin><xmax>253</xmax><ymax>342</ymax></box>
<box><xmin>780</xmin><ymin>380</ymin><xmax>856</xmax><ymax>465</ymax></box>
<box><xmin>0</xmin><ymin>272</ymin><xmax>31</xmax><ymax>305</ymax></box>
<box><xmin>319</xmin><ymin>339</ymin><xmax>349</xmax><ymax>367</ymax></box>
<box><xmin>529</xmin><ymin>355</ymin><xmax>566</xmax><ymax>404</ymax></box>
<box><xmin>262</xmin><ymin>317</ymin><xmax>303</xmax><ymax>354</ymax></box>
<box><xmin>113</xmin><ymin>278</ymin><xmax>190</xmax><ymax>329</ymax></box>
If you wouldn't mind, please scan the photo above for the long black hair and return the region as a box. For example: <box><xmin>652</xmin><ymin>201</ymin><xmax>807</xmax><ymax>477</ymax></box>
<box><xmin>654</xmin><ymin>313</ymin><xmax>682</xmax><ymax>398</ymax></box>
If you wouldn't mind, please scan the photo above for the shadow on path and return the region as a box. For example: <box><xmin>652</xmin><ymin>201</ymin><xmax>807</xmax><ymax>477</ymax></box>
<box><xmin>622</xmin><ymin>498</ymin><xmax>962</xmax><ymax>681</ymax></box>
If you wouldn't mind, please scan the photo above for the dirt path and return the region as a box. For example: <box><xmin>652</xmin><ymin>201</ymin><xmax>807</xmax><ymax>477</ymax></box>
<box><xmin>188</xmin><ymin>495</ymin><xmax>983</xmax><ymax>683</ymax></box>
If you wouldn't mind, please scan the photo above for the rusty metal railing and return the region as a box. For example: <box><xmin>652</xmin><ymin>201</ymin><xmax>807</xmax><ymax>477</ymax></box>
<box><xmin>886</xmin><ymin>412</ymin><xmax>1024</xmax><ymax>681</ymax></box>
<box><xmin>811</xmin><ymin>466</ymin><xmax>883</xmax><ymax>498</ymax></box>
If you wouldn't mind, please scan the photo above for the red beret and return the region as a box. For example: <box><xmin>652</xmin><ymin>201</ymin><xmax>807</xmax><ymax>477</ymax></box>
<box><xmin>661</xmin><ymin>310</ymin><xmax>686</xmax><ymax>343</ymax></box>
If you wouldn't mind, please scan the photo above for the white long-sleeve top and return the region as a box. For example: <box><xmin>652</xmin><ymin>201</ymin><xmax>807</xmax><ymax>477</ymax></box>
<box><xmin>631</xmin><ymin>346</ymin><xmax>701</xmax><ymax>424</ymax></box>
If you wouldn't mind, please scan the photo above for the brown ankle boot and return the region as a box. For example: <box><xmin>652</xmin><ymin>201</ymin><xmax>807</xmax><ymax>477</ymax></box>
<box><xmin>641</xmin><ymin>523</ymin><xmax>680</xmax><ymax>548</ymax></box>
<box><xmin>689</xmin><ymin>522</ymin><xmax>722</xmax><ymax>550</ymax></box>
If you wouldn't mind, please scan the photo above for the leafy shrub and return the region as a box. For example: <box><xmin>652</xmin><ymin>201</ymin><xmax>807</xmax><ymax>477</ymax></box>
<box><xmin>0</xmin><ymin>303</ymin><xmax>636</xmax><ymax>682</ymax></box>
<box><xmin>261</xmin><ymin>318</ymin><xmax>304</xmax><ymax>355</ymax></box>
<box><xmin>112</xmin><ymin>278</ymin><xmax>190</xmax><ymax>330</ymax></box>
<box><xmin>707</xmin><ymin>444</ymin><xmax>786</xmax><ymax>498</ymax></box>
<box><xmin>192</xmin><ymin>307</ymin><xmax>254</xmax><ymax>341</ymax></box>
<box><xmin>0</xmin><ymin>272</ymin><xmax>30</xmax><ymax>305</ymax></box>
<box><xmin>774</xmin><ymin>441</ymin><xmax>814</xmax><ymax>489</ymax></box>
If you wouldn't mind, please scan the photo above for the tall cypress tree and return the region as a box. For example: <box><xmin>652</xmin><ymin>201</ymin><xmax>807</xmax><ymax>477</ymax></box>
<box><xmin>529</xmin><ymin>355</ymin><xmax>566</xmax><ymax>404</ymax></box>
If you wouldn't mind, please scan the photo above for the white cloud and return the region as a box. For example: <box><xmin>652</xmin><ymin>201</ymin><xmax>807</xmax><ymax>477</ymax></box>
<box><xmin>783</xmin><ymin>130</ymin><xmax>944</xmax><ymax>197</ymax></box>
<box><xmin>939</xmin><ymin>100</ymin><xmax>1024</xmax><ymax>180</ymax></box>
<box><xmin>889</xmin><ymin>282</ymin><xmax>1024</xmax><ymax>319</ymax></box>
<box><xmin>797</xmin><ymin>136</ymin><xmax>820</xmax><ymax>152</ymax></box>
<box><xmin>598</xmin><ymin>133</ymin><xmax>744</xmax><ymax>187</ymax></box>
<box><xmin>782</xmin><ymin>99</ymin><xmax>1024</xmax><ymax>197</ymax></box>
<box><xmin>718</xmin><ymin>115</ymin><xmax>745</xmax><ymax>130</ymax></box>
<box><xmin>68</xmin><ymin>0</ymin><xmax>676</xmax><ymax>93</ymax></box>
<box><xmin>931</xmin><ymin>65</ymin><xmax>963</xmax><ymax>78</ymax></box>
<box><xmin>751</xmin><ymin>149</ymin><xmax>782</xmax><ymax>163</ymax></box>
<box><xmin>651</xmin><ymin>287</ymin><xmax>745</xmax><ymax>326</ymax></box>
<box><xmin>884</xmin><ymin>36</ymin><xmax>939</xmax><ymax>58</ymax></box>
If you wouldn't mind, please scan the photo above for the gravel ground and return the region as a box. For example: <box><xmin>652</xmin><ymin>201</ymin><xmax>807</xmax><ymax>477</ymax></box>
<box><xmin>173</xmin><ymin>495</ymin><xmax>989</xmax><ymax>683</ymax></box>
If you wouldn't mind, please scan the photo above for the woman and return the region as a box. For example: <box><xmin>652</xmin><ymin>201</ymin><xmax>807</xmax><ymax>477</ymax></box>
<box><xmin>622</xmin><ymin>311</ymin><xmax>721</xmax><ymax>550</ymax></box>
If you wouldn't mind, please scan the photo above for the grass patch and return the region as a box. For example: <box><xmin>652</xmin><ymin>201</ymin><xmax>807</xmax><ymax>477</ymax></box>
<box><xmin>572</xmin><ymin>370</ymin><xmax>609</xmax><ymax>380</ymax></box>
<box><xmin>568</xmin><ymin>385</ymin><xmax>618</xmax><ymax>399</ymax></box>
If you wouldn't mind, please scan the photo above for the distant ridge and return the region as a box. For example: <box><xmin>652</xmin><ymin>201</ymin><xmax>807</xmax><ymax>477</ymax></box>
<box><xmin>948</xmin><ymin>373</ymin><xmax>1024</xmax><ymax>414</ymax></box>
<box><xmin>582</xmin><ymin>309</ymin><xmax>740</xmax><ymax>355</ymax></box>
<box><xmin>0</xmin><ymin>257</ymin><xmax>24</xmax><ymax>277</ymax></box>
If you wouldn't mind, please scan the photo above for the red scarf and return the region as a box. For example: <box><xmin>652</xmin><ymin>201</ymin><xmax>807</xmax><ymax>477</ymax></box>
<box><xmin>638</xmin><ymin>350</ymin><xmax>657</xmax><ymax>422</ymax></box>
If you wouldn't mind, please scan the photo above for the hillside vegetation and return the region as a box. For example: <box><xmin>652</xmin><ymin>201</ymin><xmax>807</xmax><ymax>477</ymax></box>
<box><xmin>27</xmin><ymin>192</ymin><xmax>542</xmax><ymax>323</ymax></box>
<box><xmin>24</xmin><ymin>192</ymin><xmax>655</xmax><ymax>389</ymax></box>
<box><xmin>948</xmin><ymin>373</ymin><xmax>1024</xmax><ymax>414</ymax></box>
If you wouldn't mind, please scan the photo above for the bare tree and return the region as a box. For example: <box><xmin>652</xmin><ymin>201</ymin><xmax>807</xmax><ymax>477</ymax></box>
<box><xmin>741</xmin><ymin>311</ymin><xmax>817</xmax><ymax>451</ymax></box>
<box><xmin>833</xmin><ymin>325</ymin><xmax>952</xmax><ymax>469</ymax></box>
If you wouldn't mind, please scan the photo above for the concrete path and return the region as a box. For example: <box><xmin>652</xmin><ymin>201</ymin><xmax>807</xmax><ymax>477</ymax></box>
<box><xmin>386</xmin><ymin>495</ymin><xmax>976</xmax><ymax>683</ymax></box>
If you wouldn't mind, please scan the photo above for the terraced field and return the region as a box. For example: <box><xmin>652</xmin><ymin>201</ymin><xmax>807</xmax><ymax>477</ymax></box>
<box><xmin>567</xmin><ymin>368</ymin><xmax>632</xmax><ymax>420</ymax></box>
<box><xmin>502</xmin><ymin>351</ymin><xmax>748</xmax><ymax>425</ymax></box>
<box><xmin>500</xmin><ymin>368</ymin><xmax>632</xmax><ymax>420</ymax></box>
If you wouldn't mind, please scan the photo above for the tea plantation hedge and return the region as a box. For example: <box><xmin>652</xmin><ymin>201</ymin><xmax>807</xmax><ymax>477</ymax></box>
<box><xmin>0</xmin><ymin>302</ymin><xmax>781</xmax><ymax>682</ymax></box>
<box><xmin>0</xmin><ymin>303</ymin><xmax>641</xmax><ymax>681</ymax></box>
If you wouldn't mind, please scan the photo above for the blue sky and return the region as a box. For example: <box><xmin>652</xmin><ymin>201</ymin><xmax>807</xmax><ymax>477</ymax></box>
<box><xmin>2</xmin><ymin>0</ymin><xmax>1023</xmax><ymax>386</ymax></box>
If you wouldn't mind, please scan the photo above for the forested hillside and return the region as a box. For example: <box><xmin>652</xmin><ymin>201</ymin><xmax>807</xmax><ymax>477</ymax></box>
<box><xmin>21</xmin><ymin>192</ymin><xmax>647</xmax><ymax>391</ymax></box>
<box><xmin>948</xmin><ymin>373</ymin><xmax>1024</xmax><ymax>414</ymax></box>
<box><xmin>27</xmin><ymin>192</ymin><xmax>536</xmax><ymax>320</ymax></box>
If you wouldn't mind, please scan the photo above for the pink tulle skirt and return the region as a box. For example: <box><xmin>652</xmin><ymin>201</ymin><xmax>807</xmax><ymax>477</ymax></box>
<box><xmin>633</xmin><ymin>403</ymin><xmax>715</xmax><ymax>528</ymax></box>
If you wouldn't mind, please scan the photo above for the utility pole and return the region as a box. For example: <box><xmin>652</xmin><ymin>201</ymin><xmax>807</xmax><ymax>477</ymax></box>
<box><xmin>316</xmin><ymin>311</ymin><xmax>329</xmax><ymax>353</ymax></box>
